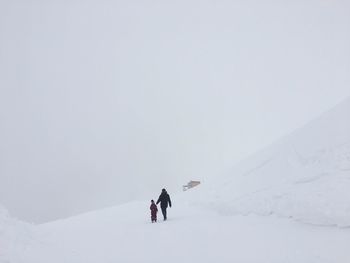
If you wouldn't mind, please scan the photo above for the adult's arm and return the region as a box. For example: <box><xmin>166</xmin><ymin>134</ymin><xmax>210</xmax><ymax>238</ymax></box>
<box><xmin>168</xmin><ymin>195</ymin><xmax>172</xmax><ymax>207</ymax></box>
<box><xmin>156</xmin><ymin>195</ymin><xmax>161</xmax><ymax>205</ymax></box>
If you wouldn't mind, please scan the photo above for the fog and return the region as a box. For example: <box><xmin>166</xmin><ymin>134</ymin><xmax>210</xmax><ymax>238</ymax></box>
<box><xmin>0</xmin><ymin>0</ymin><xmax>349</xmax><ymax>223</ymax></box>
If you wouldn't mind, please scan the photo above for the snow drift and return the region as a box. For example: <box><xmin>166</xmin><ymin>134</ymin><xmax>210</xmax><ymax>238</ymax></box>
<box><xmin>194</xmin><ymin>97</ymin><xmax>350</xmax><ymax>226</ymax></box>
<box><xmin>0</xmin><ymin>205</ymin><xmax>33</xmax><ymax>263</ymax></box>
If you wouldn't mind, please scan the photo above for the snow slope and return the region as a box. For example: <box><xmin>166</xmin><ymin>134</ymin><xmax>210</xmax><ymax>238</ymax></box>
<box><xmin>3</xmin><ymin>98</ymin><xmax>350</xmax><ymax>263</ymax></box>
<box><xmin>192</xmin><ymin>96</ymin><xmax>350</xmax><ymax>227</ymax></box>
<box><xmin>12</xmin><ymin>201</ymin><xmax>350</xmax><ymax>263</ymax></box>
<box><xmin>0</xmin><ymin>205</ymin><xmax>33</xmax><ymax>263</ymax></box>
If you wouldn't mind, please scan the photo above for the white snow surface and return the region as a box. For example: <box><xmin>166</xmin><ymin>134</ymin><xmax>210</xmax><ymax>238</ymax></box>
<box><xmin>191</xmin><ymin>97</ymin><xmax>350</xmax><ymax>227</ymax></box>
<box><xmin>4</xmin><ymin>201</ymin><xmax>350</xmax><ymax>263</ymax></box>
<box><xmin>0</xmin><ymin>205</ymin><xmax>33</xmax><ymax>263</ymax></box>
<box><xmin>1</xmin><ymin>98</ymin><xmax>350</xmax><ymax>262</ymax></box>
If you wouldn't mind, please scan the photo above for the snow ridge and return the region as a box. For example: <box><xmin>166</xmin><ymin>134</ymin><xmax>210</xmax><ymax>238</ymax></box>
<box><xmin>0</xmin><ymin>205</ymin><xmax>33</xmax><ymax>263</ymax></box>
<box><xmin>195</xmin><ymin>97</ymin><xmax>350</xmax><ymax>227</ymax></box>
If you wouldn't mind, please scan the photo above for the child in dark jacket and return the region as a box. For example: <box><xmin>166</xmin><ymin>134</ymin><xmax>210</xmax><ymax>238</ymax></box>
<box><xmin>150</xmin><ymin>200</ymin><xmax>158</xmax><ymax>223</ymax></box>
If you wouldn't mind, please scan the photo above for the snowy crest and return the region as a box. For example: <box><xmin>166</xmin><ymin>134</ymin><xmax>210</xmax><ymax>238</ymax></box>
<box><xmin>198</xmin><ymin>97</ymin><xmax>350</xmax><ymax>227</ymax></box>
<box><xmin>0</xmin><ymin>204</ymin><xmax>10</xmax><ymax>221</ymax></box>
<box><xmin>0</xmin><ymin>204</ymin><xmax>32</xmax><ymax>262</ymax></box>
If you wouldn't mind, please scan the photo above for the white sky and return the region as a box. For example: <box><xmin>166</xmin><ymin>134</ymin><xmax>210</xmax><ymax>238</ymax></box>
<box><xmin>0</xmin><ymin>0</ymin><xmax>349</xmax><ymax>223</ymax></box>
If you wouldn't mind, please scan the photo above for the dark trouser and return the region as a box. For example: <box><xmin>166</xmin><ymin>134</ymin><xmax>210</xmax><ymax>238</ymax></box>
<box><xmin>151</xmin><ymin>211</ymin><xmax>157</xmax><ymax>222</ymax></box>
<box><xmin>161</xmin><ymin>207</ymin><xmax>167</xmax><ymax>220</ymax></box>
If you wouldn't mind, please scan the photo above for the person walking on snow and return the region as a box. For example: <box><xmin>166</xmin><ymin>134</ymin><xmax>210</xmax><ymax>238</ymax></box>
<box><xmin>150</xmin><ymin>200</ymin><xmax>158</xmax><ymax>223</ymax></box>
<box><xmin>156</xmin><ymin>188</ymin><xmax>172</xmax><ymax>221</ymax></box>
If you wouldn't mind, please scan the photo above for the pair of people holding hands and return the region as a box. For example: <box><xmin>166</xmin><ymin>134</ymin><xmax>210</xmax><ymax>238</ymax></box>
<box><xmin>150</xmin><ymin>188</ymin><xmax>171</xmax><ymax>223</ymax></box>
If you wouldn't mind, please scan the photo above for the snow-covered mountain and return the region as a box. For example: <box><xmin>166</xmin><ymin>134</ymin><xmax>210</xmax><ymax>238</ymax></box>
<box><xmin>192</xmin><ymin>96</ymin><xmax>350</xmax><ymax>226</ymax></box>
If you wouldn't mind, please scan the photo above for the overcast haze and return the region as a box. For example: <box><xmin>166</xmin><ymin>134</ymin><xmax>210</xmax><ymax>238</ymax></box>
<box><xmin>0</xmin><ymin>0</ymin><xmax>349</xmax><ymax>223</ymax></box>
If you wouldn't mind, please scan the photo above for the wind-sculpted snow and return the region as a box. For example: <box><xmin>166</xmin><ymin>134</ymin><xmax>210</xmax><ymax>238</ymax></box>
<box><xmin>196</xmin><ymin>97</ymin><xmax>350</xmax><ymax>227</ymax></box>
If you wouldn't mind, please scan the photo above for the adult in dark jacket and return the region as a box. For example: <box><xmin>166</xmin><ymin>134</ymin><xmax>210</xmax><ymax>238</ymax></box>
<box><xmin>156</xmin><ymin>188</ymin><xmax>172</xmax><ymax>221</ymax></box>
